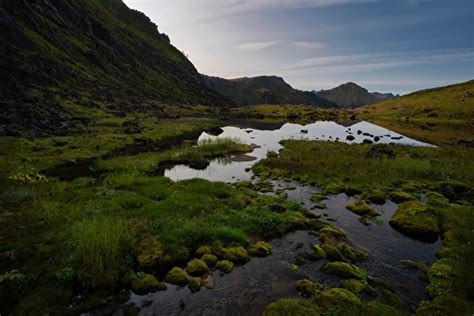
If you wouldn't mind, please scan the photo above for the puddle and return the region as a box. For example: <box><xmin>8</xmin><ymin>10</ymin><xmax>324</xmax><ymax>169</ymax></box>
<box><xmin>165</xmin><ymin>120</ymin><xmax>434</xmax><ymax>183</ymax></box>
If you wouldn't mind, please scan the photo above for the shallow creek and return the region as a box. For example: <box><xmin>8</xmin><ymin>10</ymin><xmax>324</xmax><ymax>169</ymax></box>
<box><xmin>91</xmin><ymin>120</ymin><xmax>439</xmax><ymax>315</ymax></box>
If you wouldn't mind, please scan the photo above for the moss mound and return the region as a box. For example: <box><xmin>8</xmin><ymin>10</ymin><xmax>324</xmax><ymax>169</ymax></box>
<box><xmin>201</xmin><ymin>254</ymin><xmax>218</xmax><ymax>267</ymax></box>
<box><xmin>136</xmin><ymin>236</ymin><xmax>170</xmax><ymax>270</ymax></box>
<box><xmin>346</xmin><ymin>200</ymin><xmax>379</xmax><ymax>217</ymax></box>
<box><xmin>320</xmin><ymin>262</ymin><xmax>369</xmax><ymax>280</ymax></box>
<box><xmin>216</xmin><ymin>260</ymin><xmax>234</xmax><ymax>273</ymax></box>
<box><xmin>195</xmin><ymin>245</ymin><xmax>212</xmax><ymax>257</ymax></box>
<box><xmin>296</xmin><ymin>279</ymin><xmax>317</xmax><ymax>298</ymax></box>
<box><xmin>316</xmin><ymin>288</ymin><xmax>362</xmax><ymax>310</ymax></box>
<box><xmin>248</xmin><ymin>241</ymin><xmax>272</xmax><ymax>257</ymax></box>
<box><xmin>186</xmin><ymin>259</ymin><xmax>210</xmax><ymax>277</ymax></box>
<box><xmin>164</xmin><ymin>267</ymin><xmax>189</xmax><ymax>285</ymax></box>
<box><xmin>339</xmin><ymin>279</ymin><xmax>367</xmax><ymax>294</ymax></box>
<box><xmin>263</xmin><ymin>298</ymin><xmax>320</xmax><ymax>316</ymax></box>
<box><xmin>216</xmin><ymin>246</ymin><xmax>249</xmax><ymax>263</ymax></box>
<box><xmin>389</xmin><ymin>191</ymin><xmax>416</xmax><ymax>203</ymax></box>
<box><xmin>389</xmin><ymin>201</ymin><xmax>440</xmax><ymax>242</ymax></box>
<box><xmin>131</xmin><ymin>273</ymin><xmax>166</xmax><ymax>295</ymax></box>
<box><xmin>188</xmin><ymin>277</ymin><xmax>203</xmax><ymax>293</ymax></box>
<box><xmin>364</xmin><ymin>301</ymin><xmax>405</xmax><ymax>316</ymax></box>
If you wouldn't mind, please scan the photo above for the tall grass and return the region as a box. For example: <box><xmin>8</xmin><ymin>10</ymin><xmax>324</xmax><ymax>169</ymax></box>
<box><xmin>73</xmin><ymin>218</ymin><xmax>132</xmax><ymax>290</ymax></box>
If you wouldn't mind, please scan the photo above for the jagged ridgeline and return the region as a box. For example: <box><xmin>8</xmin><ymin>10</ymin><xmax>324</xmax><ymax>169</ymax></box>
<box><xmin>0</xmin><ymin>0</ymin><xmax>230</xmax><ymax>135</ymax></box>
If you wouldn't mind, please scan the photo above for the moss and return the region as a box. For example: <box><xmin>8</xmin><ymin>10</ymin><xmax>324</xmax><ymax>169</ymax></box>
<box><xmin>310</xmin><ymin>192</ymin><xmax>327</xmax><ymax>202</ymax></box>
<box><xmin>318</xmin><ymin>226</ymin><xmax>347</xmax><ymax>242</ymax></box>
<box><xmin>344</xmin><ymin>185</ymin><xmax>363</xmax><ymax>196</ymax></box>
<box><xmin>294</xmin><ymin>255</ymin><xmax>306</xmax><ymax>265</ymax></box>
<box><xmin>136</xmin><ymin>235</ymin><xmax>170</xmax><ymax>270</ymax></box>
<box><xmin>296</xmin><ymin>279</ymin><xmax>317</xmax><ymax>298</ymax></box>
<box><xmin>364</xmin><ymin>301</ymin><xmax>404</xmax><ymax>316</ymax></box>
<box><xmin>322</xmin><ymin>242</ymin><xmax>358</xmax><ymax>263</ymax></box>
<box><xmin>346</xmin><ymin>200</ymin><xmax>379</xmax><ymax>217</ymax></box>
<box><xmin>131</xmin><ymin>273</ymin><xmax>166</xmax><ymax>295</ymax></box>
<box><xmin>188</xmin><ymin>277</ymin><xmax>202</xmax><ymax>293</ymax></box>
<box><xmin>263</xmin><ymin>298</ymin><xmax>320</xmax><ymax>316</ymax></box>
<box><xmin>186</xmin><ymin>259</ymin><xmax>210</xmax><ymax>277</ymax></box>
<box><xmin>216</xmin><ymin>246</ymin><xmax>249</xmax><ymax>263</ymax></box>
<box><xmin>416</xmin><ymin>295</ymin><xmax>474</xmax><ymax>316</ymax></box>
<box><xmin>216</xmin><ymin>260</ymin><xmax>234</xmax><ymax>273</ymax></box>
<box><xmin>201</xmin><ymin>254</ymin><xmax>218</xmax><ymax>267</ymax></box>
<box><xmin>365</xmin><ymin>189</ymin><xmax>386</xmax><ymax>204</ymax></box>
<box><xmin>324</xmin><ymin>183</ymin><xmax>345</xmax><ymax>195</ymax></box>
<box><xmin>389</xmin><ymin>191</ymin><xmax>416</xmax><ymax>203</ymax></box>
<box><xmin>164</xmin><ymin>267</ymin><xmax>189</xmax><ymax>285</ymax></box>
<box><xmin>304</xmin><ymin>244</ymin><xmax>327</xmax><ymax>261</ymax></box>
<box><xmin>195</xmin><ymin>245</ymin><xmax>212</xmax><ymax>257</ymax></box>
<box><xmin>320</xmin><ymin>262</ymin><xmax>369</xmax><ymax>280</ymax></box>
<box><xmin>380</xmin><ymin>289</ymin><xmax>405</xmax><ymax>310</ymax></box>
<box><xmin>340</xmin><ymin>279</ymin><xmax>367</xmax><ymax>294</ymax></box>
<box><xmin>389</xmin><ymin>201</ymin><xmax>440</xmax><ymax>242</ymax></box>
<box><xmin>248</xmin><ymin>241</ymin><xmax>272</xmax><ymax>257</ymax></box>
<box><xmin>316</xmin><ymin>288</ymin><xmax>362</xmax><ymax>310</ymax></box>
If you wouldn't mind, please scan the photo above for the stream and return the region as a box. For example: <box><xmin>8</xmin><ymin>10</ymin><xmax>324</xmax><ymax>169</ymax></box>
<box><xmin>90</xmin><ymin>120</ymin><xmax>439</xmax><ymax>315</ymax></box>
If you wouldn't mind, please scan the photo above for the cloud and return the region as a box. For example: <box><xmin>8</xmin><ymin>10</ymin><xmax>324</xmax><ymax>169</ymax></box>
<box><xmin>293</xmin><ymin>41</ymin><xmax>327</xmax><ymax>49</ymax></box>
<box><xmin>238</xmin><ymin>41</ymin><xmax>280</xmax><ymax>51</ymax></box>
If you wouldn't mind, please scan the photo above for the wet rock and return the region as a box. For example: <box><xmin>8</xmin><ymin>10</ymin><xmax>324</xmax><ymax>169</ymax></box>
<box><xmin>346</xmin><ymin>200</ymin><xmax>379</xmax><ymax>217</ymax></box>
<box><xmin>188</xmin><ymin>277</ymin><xmax>203</xmax><ymax>293</ymax></box>
<box><xmin>366</xmin><ymin>144</ymin><xmax>396</xmax><ymax>159</ymax></box>
<box><xmin>186</xmin><ymin>259</ymin><xmax>210</xmax><ymax>277</ymax></box>
<box><xmin>215</xmin><ymin>260</ymin><xmax>234</xmax><ymax>273</ymax></box>
<box><xmin>164</xmin><ymin>267</ymin><xmax>190</xmax><ymax>285</ymax></box>
<box><xmin>389</xmin><ymin>201</ymin><xmax>440</xmax><ymax>242</ymax></box>
<box><xmin>248</xmin><ymin>241</ymin><xmax>272</xmax><ymax>257</ymax></box>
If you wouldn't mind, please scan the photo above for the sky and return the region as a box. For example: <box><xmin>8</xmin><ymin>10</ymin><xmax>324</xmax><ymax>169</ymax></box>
<box><xmin>123</xmin><ymin>0</ymin><xmax>474</xmax><ymax>94</ymax></box>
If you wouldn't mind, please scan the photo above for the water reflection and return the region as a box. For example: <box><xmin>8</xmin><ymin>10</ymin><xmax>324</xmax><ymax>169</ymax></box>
<box><xmin>165</xmin><ymin>120</ymin><xmax>434</xmax><ymax>182</ymax></box>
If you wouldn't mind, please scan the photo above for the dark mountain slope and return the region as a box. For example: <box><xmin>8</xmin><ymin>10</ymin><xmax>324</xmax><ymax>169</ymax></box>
<box><xmin>202</xmin><ymin>75</ymin><xmax>337</xmax><ymax>108</ymax></box>
<box><xmin>315</xmin><ymin>82</ymin><xmax>397</xmax><ymax>108</ymax></box>
<box><xmin>0</xmin><ymin>0</ymin><xmax>229</xmax><ymax>135</ymax></box>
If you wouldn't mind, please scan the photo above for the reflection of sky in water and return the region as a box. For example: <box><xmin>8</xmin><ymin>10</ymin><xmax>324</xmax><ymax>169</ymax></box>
<box><xmin>165</xmin><ymin>121</ymin><xmax>434</xmax><ymax>183</ymax></box>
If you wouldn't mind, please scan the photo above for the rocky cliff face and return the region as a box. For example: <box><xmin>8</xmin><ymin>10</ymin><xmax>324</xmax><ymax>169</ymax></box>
<box><xmin>202</xmin><ymin>75</ymin><xmax>337</xmax><ymax>108</ymax></box>
<box><xmin>0</xmin><ymin>0</ymin><xmax>229</xmax><ymax>136</ymax></box>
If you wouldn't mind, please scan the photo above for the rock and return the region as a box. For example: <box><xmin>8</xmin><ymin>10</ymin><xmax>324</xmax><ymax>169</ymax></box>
<box><xmin>295</xmin><ymin>279</ymin><xmax>317</xmax><ymax>298</ymax></box>
<box><xmin>320</xmin><ymin>262</ymin><xmax>369</xmax><ymax>280</ymax></box>
<box><xmin>248</xmin><ymin>241</ymin><xmax>272</xmax><ymax>257</ymax></box>
<box><xmin>366</xmin><ymin>144</ymin><xmax>396</xmax><ymax>159</ymax></box>
<box><xmin>186</xmin><ymin>259</ymin><xmax>210</xmax><ymax>277</ymax></box>
<box><xmin>362</xmin><ymin>139</ymin><xmax>373</xmax><ymax>144</ymax></box>
<box><xmin>301</xmin><ymin>129</ymin><xmax>308</xmax><ymax>134</ymax></box>
<box><xmin>216</xmin><ymin>246</ymin><xmax>249</xmax><ymax>263</ymax></box>
<box><xmin>195</xmin><ymin>245</ymin><xmax>212</xmax><ymax>257</ymax></box>
<box><xmin>346</xmin><ymin>135</ymin><xmax>355</xmax><ymax>141</ymax></box>
<box><xmin>188</xmin><ymin>277</ymin><xmax>202</xmax><ymax>293</ymax></box>
<box><xmin>389</xmin><ymin>201</ymin><xmax>440</xmax><ymax>242</ymax></box>
<box><xmin>131</xmin><ymin>273</ymin><xmax>166</xmax><ymax>295</ymax></box>
<box><xmin>216</xmin><ymin>260</ymin><xmax>234</xmax><ymax>273</ymax></box>
<box><xmin>201</xmin><ymin>254</ymin><xmax>218</xmax><ymax>267</ymax></box>
<box><xmin>374</xmin><ymin>136</ymin><xmax>380</xmax><ymax>142</ymax></box>
<box><xmin>202</xmin><ymin>275</ymin><xmax>217</xmax><ymax>289</ymax></box>
<box><xmin>205</xmin><ymin>127</ymin><xmax>223</xmax><ymax>136</ymax></box>
<box><xmin>346</xmin><ymin>200</ymin><xmax>379</xmax><ymax>217</ymax></box>
<box><xmin>357</xmin><ymin>130</ymin><xmax>362</xmax><ymax>135</ymax></box>
<box><xmin>164</xmin><ymin>267</ymin><xmax>190</xmax><ymax>285</ymax></box>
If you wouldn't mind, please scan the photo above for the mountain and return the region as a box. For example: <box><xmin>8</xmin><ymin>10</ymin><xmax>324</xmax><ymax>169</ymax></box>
<box><xmin>314</xmin><ymin>82</ymin><xmax>397</xmax><ymax>108</ymax></box>
<box><xmin>202</xmin><ymin>75</ymin><xmax>338</xmax><ymax>108</ymax></box>
<box><xmin>0</xmin><ymin>0</ymin><xmax>230</xmax><ymax>136</ymax></box>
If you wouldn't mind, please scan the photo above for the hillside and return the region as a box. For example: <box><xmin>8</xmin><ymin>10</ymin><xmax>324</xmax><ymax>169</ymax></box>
<box><xmin>0</xmin><ymin>0</ymin><xmax>229</xmax><ymax>136</ymax></box>
<box><xmin>315</xmin><ymin>82</ymin><xmax>397</xmax><ymax>108</ymax></box>
<box><xmin>357</xmin><ymin>80</ymin><xmax>474</xmax><ymax>145</ymax></box>
<box><xmin>202</xmin><ymin>75</ymin><xmax>337</xmax><ymax>108</ymax></box>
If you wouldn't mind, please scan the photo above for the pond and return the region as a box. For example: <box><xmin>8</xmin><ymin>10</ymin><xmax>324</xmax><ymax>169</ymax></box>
<box><xmin>165</xmin><ymin>120</ymin><xmax>434</xmax><ymax>183</ymax></box>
